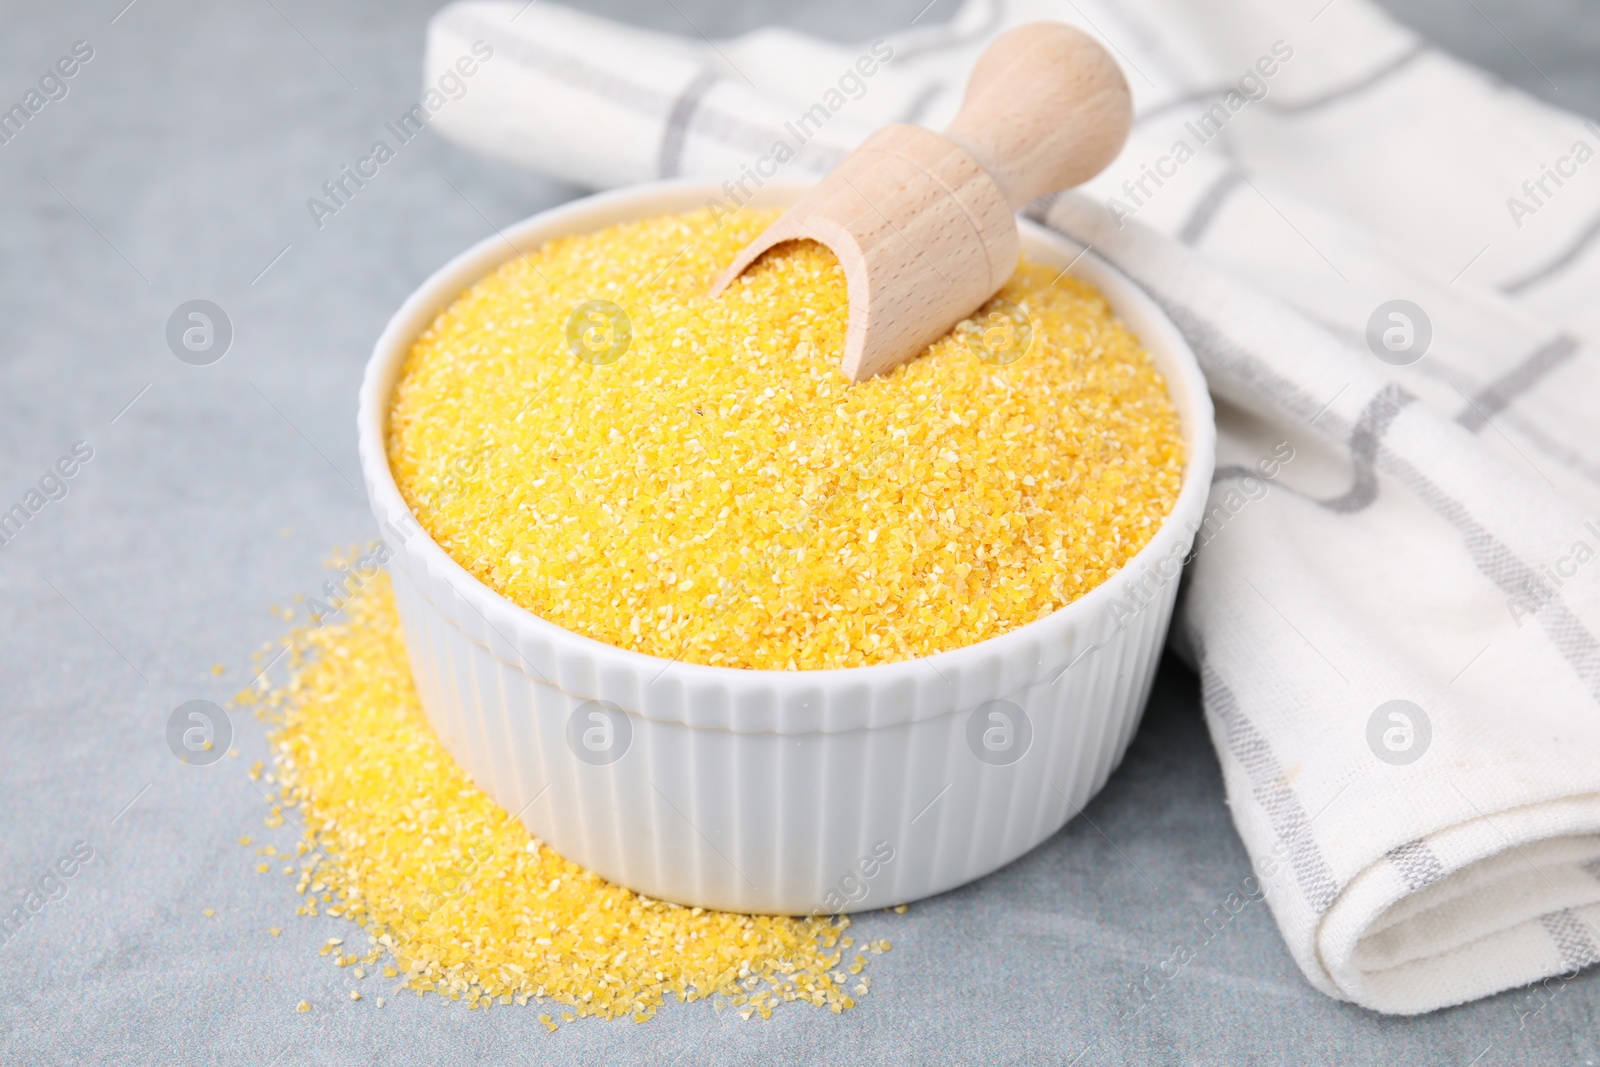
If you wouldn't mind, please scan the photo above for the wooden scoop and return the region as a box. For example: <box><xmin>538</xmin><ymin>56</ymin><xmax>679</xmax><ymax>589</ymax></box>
<box><xmin>708</xmin><ymin>22</ymin><xmax>1133</xmax><ymax>382</ymax></box>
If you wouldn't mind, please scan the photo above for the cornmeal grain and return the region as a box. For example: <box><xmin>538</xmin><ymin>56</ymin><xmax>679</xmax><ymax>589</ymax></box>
<box><xmin>387</xmin><ymin>207</ymin><xmax>1184</xmax><ymax>670</ymax></box>
<box><xmin>239</xmin><ymin>571</ymin><xmax>875</xmax><ymax>1024</ymax></box>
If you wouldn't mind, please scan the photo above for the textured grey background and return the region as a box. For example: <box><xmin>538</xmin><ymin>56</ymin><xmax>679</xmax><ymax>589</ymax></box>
<box><xmin>1</xmin><ymin>1</ymin><xmax>1597</xmax><ymax>1064</ymax></box>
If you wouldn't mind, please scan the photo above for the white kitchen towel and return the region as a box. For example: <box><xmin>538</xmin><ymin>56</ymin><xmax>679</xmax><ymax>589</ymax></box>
<box><xmin>419</xmin><ymin>0</ymin><xmax>1600</xmax><ymax>1014</ymax></box>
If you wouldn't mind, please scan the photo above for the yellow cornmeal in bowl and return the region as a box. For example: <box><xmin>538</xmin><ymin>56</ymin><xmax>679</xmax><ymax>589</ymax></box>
<box><xmin>387</xmin><ymin>207</ymin><xmax>1184</xmax><ymax>671</ymax></box>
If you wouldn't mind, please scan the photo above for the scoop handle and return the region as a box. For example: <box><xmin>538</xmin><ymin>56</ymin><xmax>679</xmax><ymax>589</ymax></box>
<box><xmin>941</xmin><ymin>22</ymin><xmax>1133</xmax><ymax>211</ymax></box>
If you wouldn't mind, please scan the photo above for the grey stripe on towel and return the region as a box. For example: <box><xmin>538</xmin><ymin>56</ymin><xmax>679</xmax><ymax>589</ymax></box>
<box><xmin>1134</xmin><ymin>42</ymin><xmax>1426</xmax><ymax>128</ymax></box>
<box><xmin>1178</xmin><ymin>170</ymin><xmax>1246</xmax><ymax>246</ymax></box>
<box><xmin>658</xmin><ymin>70</ymin><xmax>720</xmax><ymax>178</ymax></box>
<box><xmin>1501</xmin><ymin>207</ymin><xmax>1600</xmax><ymax>295</ymax></box>
<box><xmin>1540</xmin><ymin>910</ymin><xmax>1600</xmax><ymax>970</ymax></box>
<box><xmin>1386</xmin><ymin>838</ymin><xmax>1446</xmax><ymax>891</ymax></box>
<box><xmin>1200</xmin><ymin>655</ymin><xmax>1342</xmax><ymax>914</ymax></box>
<box><xmin>1320</xmin><ymin>383</ymin><xmax>1415</xmax><ymax>514</ymax></box>
<box><xmin>1455</xmin><ymin>334</ymin><xmax>1580</xmax><ymax>432</ymax></box>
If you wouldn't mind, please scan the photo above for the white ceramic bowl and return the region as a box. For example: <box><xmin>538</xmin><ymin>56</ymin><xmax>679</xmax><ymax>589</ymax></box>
<box><xmin>357</xmin><ymin>179</ymin><xmax>1215</xmax><ymax>915</ymax></box>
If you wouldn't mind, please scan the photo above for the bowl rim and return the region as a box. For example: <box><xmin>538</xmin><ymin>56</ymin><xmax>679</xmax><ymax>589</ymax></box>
<box><xmin>357</xmin><ymin>177</ymin><xmax>1216</xmax><ymax>697</ymax></box>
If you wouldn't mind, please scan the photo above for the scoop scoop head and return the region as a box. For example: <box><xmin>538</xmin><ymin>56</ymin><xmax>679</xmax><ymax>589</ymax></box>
<box><xmin>708</xmin><ymin>22</ymin><xmax>1133</xmax><ymax>383</ymax></box>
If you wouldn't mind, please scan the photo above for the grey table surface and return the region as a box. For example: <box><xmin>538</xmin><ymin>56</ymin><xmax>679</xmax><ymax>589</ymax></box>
<box><xmin>1</xmin><ymin>1</ymin><xmax>1596</xmax><ymax>1064</ymax></box>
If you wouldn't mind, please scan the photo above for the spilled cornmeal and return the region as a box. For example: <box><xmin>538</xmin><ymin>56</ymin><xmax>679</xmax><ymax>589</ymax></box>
<box><xmin>237</xmin><ymin>569</ymin><xmax>886</xmax><ymax>1024</ymax></box>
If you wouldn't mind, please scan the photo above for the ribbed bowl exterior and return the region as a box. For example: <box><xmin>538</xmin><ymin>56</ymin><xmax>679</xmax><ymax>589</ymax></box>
<box><xmin>358</xmin><ymin>180</ymin><xmax>1215</xmax><ymax>915</ymax></box>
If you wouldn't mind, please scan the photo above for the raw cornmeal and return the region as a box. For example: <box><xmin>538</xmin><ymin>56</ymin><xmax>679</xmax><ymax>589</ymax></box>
<box><xmin>387</xmin><ymin>207</ymin><xmax>1185</xmax><ymax>670</ymax></box>
<box><xmin>237</xmin><ymin>569</ymin><xmax>884</xmax><ymax>1024</ymax></box>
